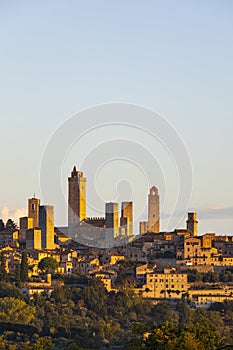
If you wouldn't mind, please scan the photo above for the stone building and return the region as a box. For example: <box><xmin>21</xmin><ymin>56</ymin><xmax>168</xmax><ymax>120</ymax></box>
<box><xmin>137</xmin><ymin>267</ymin><xmax>188</xmax><ymax>299</ymax></box>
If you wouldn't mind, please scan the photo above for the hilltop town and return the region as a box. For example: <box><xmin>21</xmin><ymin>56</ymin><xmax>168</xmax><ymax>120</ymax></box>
<box><xmin>1</xmin><ymin>166</ymin><xmax>233</xmax><ymax>305</ymax></box>
<box><xmin>1</xmin><ymin>166</ymin><xmax>233</xmax><ymax>349</ymax></box>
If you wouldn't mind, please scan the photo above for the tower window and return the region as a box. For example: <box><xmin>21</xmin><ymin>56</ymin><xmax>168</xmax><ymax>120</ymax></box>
<box><xmin>32</xmin><ymin>204</ymin><xmax>35</xmax><ymax>211</ymax></box>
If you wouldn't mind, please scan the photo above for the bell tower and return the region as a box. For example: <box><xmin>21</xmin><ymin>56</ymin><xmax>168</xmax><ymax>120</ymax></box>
<box><xmin>148</xmin><ymin>186</ymin><xmax>160</xmax><ymax>233</ymax></box>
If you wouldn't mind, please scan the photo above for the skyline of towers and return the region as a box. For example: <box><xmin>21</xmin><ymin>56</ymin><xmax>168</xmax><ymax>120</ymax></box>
<box><xmin>68</xmin><ymin>166</ymin><xmax>86</xmax><ymax>233</ymax></box>
<box><xmin>68</xmin><ymin>165</ymin><xmax>135</xmax><ymax>240</ymax></box>
<box><xmin>15</xmin><ymin>167</ymin><xmax>203</xmax><ymax>250</ymax></box>
<box><xmin>68</xmin><ymin>165</ymin><xmax>160</xmax><ymax>238</ymax></box>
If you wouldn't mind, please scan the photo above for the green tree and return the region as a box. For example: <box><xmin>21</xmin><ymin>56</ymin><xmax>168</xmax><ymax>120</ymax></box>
<box><xmin>177</xmin><ymin>297</ymin><xmax>191</xmax><ymax>328</ymax></box>
<box><xmin>0</xmin><ymin>297</ymin><xmax>35</xmax><ymax>324</ymax></box>
<box><xmin>38</xmin><ymin>257</ymin><xmax>58</xmax><ymax>273</ymax></box>
<box><xmin>32</xmin><ymin>337</ymin><xmax>54</xmax><ymax>350</ymax></box>
<box><xmin>0</xmin><ymin>281</ymin><xmax>21</xmax><ymax>298</ymax></box>
<box><xmin>6</xmin><ymin>219</ymin><xmax>17</xmax><ymax>230</ymax></box>
<box><xmin>192</xmin><ymin>315</ymin><xmax>220</xmax><ymax>350</ymax></box>
<box><xmin>144</xmin><ymin>321</ymin><xmax>179</xmax><ymax>350</ymax></box>
<box><xmin>0</xmin><ymin>252</ymin><xmax>7</xmax><ymax>281</ymax></box>
<box><xmin>175</xmin><ymin>330</ymin><xmax>204</xmax><ymax>350</ymax></box>
<box><xmin>150</xmin><ymin>301</ymin><xmax>179</xmax><ymax>326</ymax></box>
<box><xmin>20</xmin><ymin>251</ymin><xmax>28</xmax><ymax>282</ymax></box>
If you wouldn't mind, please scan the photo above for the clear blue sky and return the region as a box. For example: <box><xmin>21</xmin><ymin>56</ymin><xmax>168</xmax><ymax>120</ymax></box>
<box><xmin>0</xmin><ymin>1</ymin><xmax>233</xmax><ymax>234</ymax></box>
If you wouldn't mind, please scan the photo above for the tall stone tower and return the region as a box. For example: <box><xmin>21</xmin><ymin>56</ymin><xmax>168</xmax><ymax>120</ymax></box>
<box><xmin>19</xmin><ymin>217</ymin><xmax>33</xmax><ymax>243</ymax></box>
<box><xmin>186</xmin><ymin>212</ymin><xmax>198</xmax><ymax>237</ymax></box>
<box><xmin>106</xmin><ymin>202</ymin><xmax>119</xmax><ymax>239</ymax></box>
<box><xmin>39</xmin><ymin>205</ymin><xmax>54</xmax><ymax>249</ymax></box>
<box><xmin>68</xmin><ymin>166</ymin><xmax>86</xmax><ymax>232</ymax></box>
<box><xmin>28</xmin><ymin>197</ymin><xmax>40</xmax><ymax>228</ymax></box>
<box><xmin>148</xmin><ymin>186</ymin><xmax>160</xmax><ymax>233</ymax></box>
<box><xmin>120</xmin><ymin>201</ymin><xmax>133</xmax><ymax>236</ymax></box>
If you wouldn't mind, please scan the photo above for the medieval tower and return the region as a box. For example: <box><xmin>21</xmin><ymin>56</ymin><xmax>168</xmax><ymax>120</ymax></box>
<box><xmin>28</xmin><ymin>197</ymin><xmax>40</xmax><ymax>228</ymax></box>
<box><xmin>148</xmin><ymin>186</ymin><xmax>160</xmax><ymax>233</ymax></box>
<box><xmin>68</xmin><ymin>166</ymin><xmax>86</xmax><ymax>233</ymax></box>
<box><xmin>186</xmin><ymin>212</ymin><xmax>198</xmax><ymax>237</ymax></box>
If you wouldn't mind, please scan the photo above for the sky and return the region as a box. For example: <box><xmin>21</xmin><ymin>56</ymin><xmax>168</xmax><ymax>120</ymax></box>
<box><xmin>0</xmin><ymin>0</ymin><xmax>233</xmax><ymax>235</ymax></box>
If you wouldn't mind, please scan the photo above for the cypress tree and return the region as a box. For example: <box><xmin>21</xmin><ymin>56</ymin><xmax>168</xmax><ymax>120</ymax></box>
<box><xmin>15</xmin><ymin>262</ymin><xmax>21</xmax><ymax>287</ymax></box>
<box><xmin>20</xmin><ymin>251</ymin><xmax>28</xmax><ymax>282</ymax></box>
<box><xmin>0</xmin><ymin>252</ymin><xmax>7</xmax><ymax>281</ymax></box>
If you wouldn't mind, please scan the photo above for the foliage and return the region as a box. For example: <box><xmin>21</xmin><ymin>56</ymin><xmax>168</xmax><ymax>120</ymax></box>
<box><xmin>0</xmin><ymin>297</ymin><xmax>35</xmax><ymax>324</ymax></box>
<box><xmin>6</xmin><ymin>219</ymin><xmax>17</xmax><ymax>230</ymax></box>
<box><xmin>187</xmin><ymin>268</ymin><xmax>233</xmax><ymax>284</ymax></box>
<box><xmin>32</xmin><ymin>337</ymin><xmax>54</xmax><ymax>350</ymax></box>
<box><xmin>38</xmin><ymin>258</ymin><xmax>58</xmax><ymax>273</ymax></box>
<box><xmin>0</xmin><ymin>272</ymin><xmax>230</xmax><ymax>349</ymax></box>
<box><xmin>0</xmin><ymin>282</ymin><xmax>21</xmax><ymax>298</ymax></box>
<box><xmin>128</xmin><ymin>317</ymin><xmax>220</xmax><ymax>350</ymax></box>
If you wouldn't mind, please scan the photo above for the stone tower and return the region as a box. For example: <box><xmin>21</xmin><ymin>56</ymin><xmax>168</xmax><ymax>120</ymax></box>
<box><xmin>28</xmin><ymin>197</ymin><xmax>40</xmax><ymax>228</ymax></box>
<box><xmin>120</xmin><ymin>201</ymin><xmax>133</xmax><ymax>236</ymax></box>
<box><xmin>106</xmin><ymin>202</ymin><xmax>119</xmax><ymax>239</ymax></box>
<box><xmin>19</xmin><ymin>217</ymin><xmax>33</xmax><ymax>243</ymax></box>
<box><xmin>186</xmin><ymin>212</ymin><xmax>198</xmax><ymax>237</ymax></box>
<box><xmin>68</xmin><ymin>166</ymin><xmax>86</xmax><ymax>232</ymax></box>
<box><xmin>148</xmin><ymin>186</ymin><xmax>160</xmax><ymax>233</ymax></box>
<box><xmin>39</xmin><ymin>205</ymin><xmax>54</xmax><ymax>249</ymax></box>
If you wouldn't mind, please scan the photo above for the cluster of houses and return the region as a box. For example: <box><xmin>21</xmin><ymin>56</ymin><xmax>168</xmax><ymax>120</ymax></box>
<box><xmin>1</xmin><ymin>211</ymin><xmax>233</xmax><ymax>309</ymax></box>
